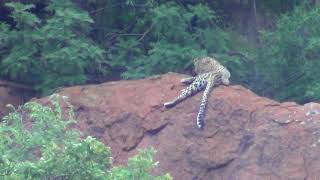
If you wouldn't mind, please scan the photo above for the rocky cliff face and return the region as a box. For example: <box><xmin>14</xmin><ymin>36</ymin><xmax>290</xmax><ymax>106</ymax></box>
<box><xmin>36</xmin><ymin>73</ymin><xmax>320</xmax><ymax>180</ymax></box>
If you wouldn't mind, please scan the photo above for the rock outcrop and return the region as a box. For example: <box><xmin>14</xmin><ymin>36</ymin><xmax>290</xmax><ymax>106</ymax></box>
<box><xmin>36</xmin><ymin>73</ymin><xmax>320</xmax><ymax>179</ymax></box>
<box><xmin>0</xmin><ymin>80</ymin><xmax>34</xmax><ymax>118</ymax></box>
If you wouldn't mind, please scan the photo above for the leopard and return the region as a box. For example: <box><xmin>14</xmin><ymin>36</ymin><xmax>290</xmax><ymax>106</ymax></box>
<box><xmin>164</xmin><ymin>56</ymin><xmax>231</xmax><ymax>129</ymax></box>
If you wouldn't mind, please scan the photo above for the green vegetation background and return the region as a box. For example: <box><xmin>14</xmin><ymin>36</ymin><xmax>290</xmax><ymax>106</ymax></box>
<box><xmin>1</xmin><ymin>0</ymin><xmax>320</xmax><ymax>103</ymax></box>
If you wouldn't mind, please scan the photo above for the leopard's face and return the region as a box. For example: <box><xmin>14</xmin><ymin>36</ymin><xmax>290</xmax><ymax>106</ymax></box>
<box><xmin>194</xmin><ymin>57</ymin><xmax>212</xmax><ymax>66</ymax></box>
<box><xmin>194</xmin><ymin>56</ymin><xmax>231</xmax><ymax>85</ymax></box>
<box><xmin>193</xmin><ymin>57</ymin><xmax>217</xmax><ymax>74</ymax></box>
<box><xmin>194</xmin><ymin>57</ymin><xmax>215</xmax><ymax>67</ymax></box>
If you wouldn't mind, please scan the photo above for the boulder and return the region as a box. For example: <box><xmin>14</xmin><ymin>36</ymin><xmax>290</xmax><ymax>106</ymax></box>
<box><xmin>0</xmin><ymin>80</ymin><xmax>34</xmax><ymax>118</ymax></box>
<box><xmin>36</xmin><ymin>73</ymin><xmax>320</xmax><ymax>179</ymax></box>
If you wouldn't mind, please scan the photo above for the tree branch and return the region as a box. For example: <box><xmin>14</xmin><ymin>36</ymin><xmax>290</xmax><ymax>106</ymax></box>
<box><xmin>138</xmin><ymin>23</ymin><xmax>154</xmax><ymax>42</ymax></box>
<box><xmin>226</xmin><ymin>51</ymin><xmax>253</xmax><ymax>63</ymax></box>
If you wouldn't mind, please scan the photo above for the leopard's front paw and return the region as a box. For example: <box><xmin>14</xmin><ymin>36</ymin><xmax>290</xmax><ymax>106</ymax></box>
<box><xmin>180</xmin><ymin>77</ymin><xmax>195</xmax><ymax>84</ymax></box>
<box><xmin>164</xmin><ymin>101</ymin><xmax>175</xmax><ymax>108</ymax></box>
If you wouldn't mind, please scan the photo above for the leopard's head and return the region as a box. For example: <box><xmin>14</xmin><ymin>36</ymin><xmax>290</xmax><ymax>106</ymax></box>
<box><xmin>193</xmin><ymin>57</ymin><xmax>217</xmax><ymax>74</ymax></box>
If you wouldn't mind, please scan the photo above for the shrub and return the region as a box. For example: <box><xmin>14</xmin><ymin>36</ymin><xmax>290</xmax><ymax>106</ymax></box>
<box><xmin>0</xmin><ymin>94</ymin><xmax>171</xmax><ymax>180</ymax></box>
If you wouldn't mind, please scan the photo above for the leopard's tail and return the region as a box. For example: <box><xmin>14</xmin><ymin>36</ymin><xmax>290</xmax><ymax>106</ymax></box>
<box><xmin>196</xmin><ymin>74</ymin><xmax>215</xmax><ymax>129</ymax></box>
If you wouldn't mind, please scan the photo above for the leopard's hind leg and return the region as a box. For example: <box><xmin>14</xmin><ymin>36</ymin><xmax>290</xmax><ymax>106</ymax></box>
<box><xmin>196</xmin><ymin>74</ymin><xmax>216</xmax><ymax>128</ymax></box>
<box><xmin>164</xmin><ymin>76</ymin><xmax>207</xmax><ymax>107</ymax></box>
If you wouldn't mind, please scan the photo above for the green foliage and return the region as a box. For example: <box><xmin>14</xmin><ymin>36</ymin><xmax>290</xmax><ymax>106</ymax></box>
<box><xmin>257</xmin><ymin>4</ymin><xmax>320</xmax><ymax>102</ymax></box>
<box><xmin>109</xmin><ymin>148</ymin><xmax>171</xmax><ymax>180</ymax></box>
<box><xmin>97</xmin><ymin>1</ymin><xmax>238</xmax><ymax>79</ymax></box>
<box><xmin>0</xmin><ymin>94</ymin><xmax>110</xmax><ymax>179</ymax></box>
<box><xmin>4</xmin><ymin>0</ymin><xmax>320</xmax><ymax>103</ymax></box>
<box><xmin>0</xmin><ymin>1</ymin><xmax>106</xmax><ymax>94</ymax></box>
<box><xmin>0</xmin><ymin>0</ymin><xmax>250</xmax><ymax>94</ymax></box>
<box><xmin>0</xmin><ymin>94</ymin><xmax>171</xmax><ymax>180</ymax></box>
<box><xmin>257</xmin><ymin>0</ymin><xmax>301</xmax><ymax>14</ymax></box>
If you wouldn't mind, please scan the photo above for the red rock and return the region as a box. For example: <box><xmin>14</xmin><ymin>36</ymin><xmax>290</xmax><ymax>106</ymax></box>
<box><xmin>35</xmin><ymin>73</ymin><xmax>320</xmax><ymax>179</ymax></box>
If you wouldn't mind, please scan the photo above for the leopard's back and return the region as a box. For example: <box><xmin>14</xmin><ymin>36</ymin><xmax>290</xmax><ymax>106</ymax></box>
<box><xmin>193</xmin><ymin>57</ymin><xmax>230</xmax><ymax>85</ymax></box>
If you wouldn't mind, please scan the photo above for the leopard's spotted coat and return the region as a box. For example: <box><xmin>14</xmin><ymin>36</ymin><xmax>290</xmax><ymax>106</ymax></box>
<box><xmin>164</xmin><ymin>57</ymin><xmax>231</xmax><ymax>128</ymax></box>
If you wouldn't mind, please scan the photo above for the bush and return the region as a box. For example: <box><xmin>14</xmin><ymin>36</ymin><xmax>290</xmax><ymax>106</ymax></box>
<box><xmin>0</xmin><ymin>94</ymin><xmax>171</xmax><ymax>180</ymax></box>
<box><xmin>257</xmin><ymin>4</ymin><xmax>320</xmax><ymax>103</ymax></box>
<box><xmin>0</xmin><ymin>1</ymin><xmax>107</xmax><ymax>95</ymax></box>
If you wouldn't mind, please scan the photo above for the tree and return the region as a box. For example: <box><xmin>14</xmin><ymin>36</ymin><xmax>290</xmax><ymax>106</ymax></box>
<box><xmin>0</xmin><ymin>1</ymin><xmax>107</xmax><ymax>94</ymax></box>
<box><xmin>256</xmin><ymin>4</ymin><xmax>320</xmax><ymax>102</ymax></box>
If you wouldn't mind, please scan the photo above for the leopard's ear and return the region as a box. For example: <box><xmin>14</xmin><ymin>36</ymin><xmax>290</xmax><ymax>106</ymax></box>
<box><xmin>193</xmin><ymin>56</ymin><xmax>209</xmax><ymax>63</ymax></box>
